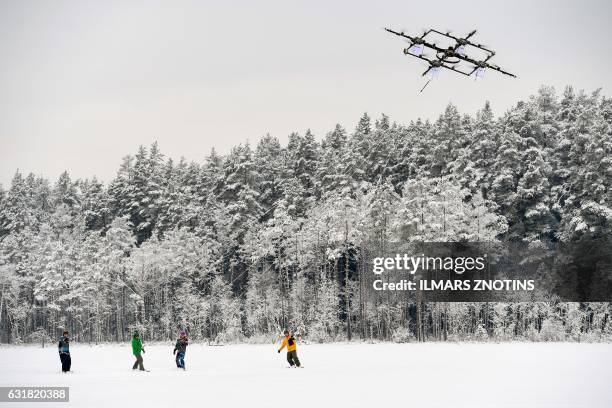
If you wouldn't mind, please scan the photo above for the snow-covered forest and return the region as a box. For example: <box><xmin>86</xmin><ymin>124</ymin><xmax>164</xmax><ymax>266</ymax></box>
<box><xmin>1</xmin><ymin>86</ymin><xmax>611</xmax><ymax>344</ymax></box>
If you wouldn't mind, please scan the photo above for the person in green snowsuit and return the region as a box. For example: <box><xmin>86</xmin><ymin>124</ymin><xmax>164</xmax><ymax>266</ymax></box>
<box><xmin>131</xmin><ymin>331</ymin><xmax>146</xmax><ymax>371</ymax></box>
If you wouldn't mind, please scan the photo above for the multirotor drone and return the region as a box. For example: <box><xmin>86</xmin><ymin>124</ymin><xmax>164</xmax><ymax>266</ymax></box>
<box><xmin>385</xmin><ymin>28</ymin><xmax>516</xmax><ymax>90</ymax></box>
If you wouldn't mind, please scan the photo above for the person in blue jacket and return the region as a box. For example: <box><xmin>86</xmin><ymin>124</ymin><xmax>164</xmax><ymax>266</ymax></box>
<box><xmin>173</xmin><ymin>331</ymin><xmax>188</xmax><ymax>370</ymax></box>
<box><xmin>58</xmin><ymin>331</ymin><xmax>71</xmax><ymax>373</ymax></box>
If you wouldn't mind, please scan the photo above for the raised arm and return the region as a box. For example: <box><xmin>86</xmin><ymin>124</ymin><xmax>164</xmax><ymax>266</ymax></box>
<box><xmin>278</xmin><ymin>337</ymin><xmax>287</xmax><ymax>352</ymax></box>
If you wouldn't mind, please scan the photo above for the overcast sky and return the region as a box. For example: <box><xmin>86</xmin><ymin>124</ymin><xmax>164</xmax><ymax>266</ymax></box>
<box><xmin>1</xmin><ymin>0</ymin><xmax>611</xmax><ymax>187</ymax></box>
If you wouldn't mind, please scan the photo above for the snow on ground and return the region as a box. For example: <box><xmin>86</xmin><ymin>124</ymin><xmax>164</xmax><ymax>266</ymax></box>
<box><xmin>1</xmin><ymin>342</ymin><xmax>611</xmax><ymax>408</ymax></box>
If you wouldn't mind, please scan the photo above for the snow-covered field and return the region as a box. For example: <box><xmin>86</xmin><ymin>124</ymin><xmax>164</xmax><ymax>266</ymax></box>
<box><xmin>1</xmin><ymin>342</ymin><xmax>611</xmax><ymax>408</ymax></box>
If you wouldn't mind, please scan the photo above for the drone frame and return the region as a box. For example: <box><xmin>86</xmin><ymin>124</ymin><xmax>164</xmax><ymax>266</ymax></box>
<box><xmin>385</xmin><ymin>27</ymin><xmax>516</xmax><ymax>79</ymax></box>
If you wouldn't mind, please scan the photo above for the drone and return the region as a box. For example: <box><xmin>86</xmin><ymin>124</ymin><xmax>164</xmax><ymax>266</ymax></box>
<box><xmin>385</xmin><ymin>28</ymin><xmax>516</xmax><ymax>90</ymax></box>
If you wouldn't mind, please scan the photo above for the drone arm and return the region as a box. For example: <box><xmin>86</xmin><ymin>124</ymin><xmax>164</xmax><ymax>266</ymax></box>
<box><xmin>403</xmin><ymin>53</ymin><xmax>438</xmax><ymax>76</ymax></box>
<box><xmin>468</xmin><ymin>43</ymin><xmax>496</xmax><ymax>56</ymax></box>
<box><xmin>440</xmin><ymin>64</ymin><xmax>471</xmax><ymax>77</ymax></box>
<box><xmin>419</xmin><ymin>29</ymin><xmax>435</xmax><ymax>39</ymax></box>
<box><xmin>493</xmin><ymin>67</ymin><xmax>516</xmax><ymax>78</ymax></box>
<box><xmin>467</xmin><ymin>66</ymin><xmax>479</xmax><ymax>76</ymax></box>
<box><xmin>384</xmin><ymin>28</ymin><xmax>416</xmax><ymax>43</ymax></box>
<box><xmin>478</xmin><ymin>45</ymin><xmax>496</xmax><ymax>55</ymax></box>
<box><xmin>384</xmin><ymin>28</ymin><xmax>401</xmax><ymax>36</ymax></box>
<box><xmin>430</xmin><ymin>29</ymin><xmax>459</xmax><ymax>41</ymax></box>
<box><xmin>468</xmin><ymin>64</ymin><xmax>516</xmax><ymax>78</ymax></box>
<box><xmin>405</xmin><ymin>52</ymin><xmax>435</xmax><ymax>64</ymax></box>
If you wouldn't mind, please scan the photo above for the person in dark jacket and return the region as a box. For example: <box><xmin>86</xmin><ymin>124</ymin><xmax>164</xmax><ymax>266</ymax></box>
<box><xmin>173</xmin><ymin>331</ymin><xmax>188</xmax><ymax>370</ymax></box>
<box><xmin>132</xmin><ymin>331</ymin><xmax>146</xmax><ymax>371</ymax></box>
<box><xmin>58</xmin><ymin>331</ymin><xmax>71</xmax><ymax>373</ymax></box>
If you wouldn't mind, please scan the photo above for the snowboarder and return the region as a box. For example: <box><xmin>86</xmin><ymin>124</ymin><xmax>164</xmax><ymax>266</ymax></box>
<box><xmin>58</xmin><ymin>330</ymin><xmax>71</xmax><ymax>373</ymax></box>
<box><xmin>131</xmin><ymin>331</ymin><xmax>146</xmax><ymax>371</ymax></box>
<box><xmin>278</xmin><ymin>329</ymin><xmax>301</xmax><ymax>367</ymax></box>
<box><xmin>173</xmin><ymin>331</ymin><xmax>188</xmax><ymax>370</ymax></box>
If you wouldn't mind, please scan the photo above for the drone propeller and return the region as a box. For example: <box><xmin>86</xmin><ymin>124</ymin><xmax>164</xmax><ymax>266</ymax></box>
<box><xmin>405</xmin><ymin>43</ymin><xmax>424</xmax><ymax>56</ymax></box>
<box><xmin>429</xmin><ymin>66</ymin><xmax>441</xmax><ymax>77</ymax></box>
<box><xmin>474</xmin><ymin>67</ymin><xmax>486</xmax><ymax>80</ymax></box>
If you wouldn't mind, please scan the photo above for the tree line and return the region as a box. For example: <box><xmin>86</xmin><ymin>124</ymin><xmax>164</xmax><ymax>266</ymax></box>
<box><xmin>0</xmin><ymin>85</ymin><xmax>611</xmax><ymax>344</ymax></box>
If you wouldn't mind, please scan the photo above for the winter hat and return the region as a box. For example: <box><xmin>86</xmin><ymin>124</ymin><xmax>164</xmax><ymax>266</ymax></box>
<box><xmin>133</xmin><ymin>330</ymin><xmax>139</xmax><ymax>337</ymax></box>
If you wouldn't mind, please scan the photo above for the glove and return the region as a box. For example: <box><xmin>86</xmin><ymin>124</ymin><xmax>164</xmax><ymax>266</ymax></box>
<box><xmin>277</xmin><ymin>350</ymin><xmax>281</xmax><ymax>353</ymax></box>
<box><xmin>173</xmin><ymin>350</ymin><xmax>176</xmax><ymax>355</ymax></box>
<box><xmin>142</xmin><ymin>349</ymin><xmax>145</xmax><ymax>354</ymax></box>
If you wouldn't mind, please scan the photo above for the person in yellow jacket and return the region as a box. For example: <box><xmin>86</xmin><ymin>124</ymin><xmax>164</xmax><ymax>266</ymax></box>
<box><xmin>277</xmin><ymin>329</ymin><xmax>301</xmax><ymax>367</ymax></box>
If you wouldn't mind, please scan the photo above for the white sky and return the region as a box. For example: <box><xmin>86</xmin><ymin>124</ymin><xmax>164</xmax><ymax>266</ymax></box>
<box><xmin>1</xmin><ymin>0</ymin><xmax>611</xmax><ymax>187</ymax></box>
